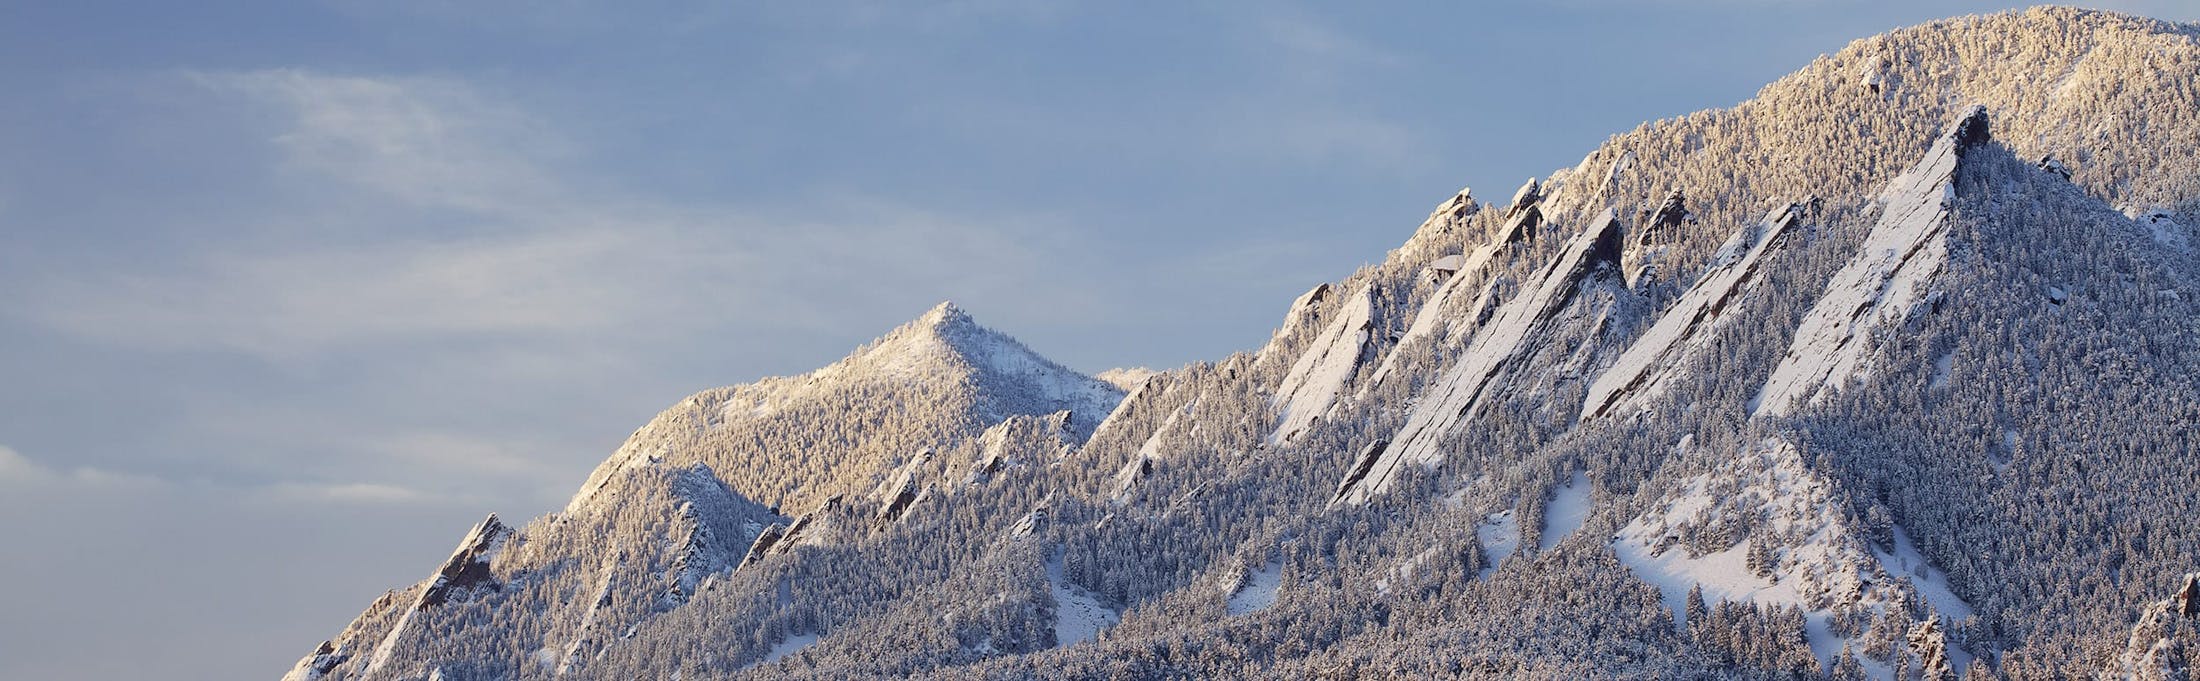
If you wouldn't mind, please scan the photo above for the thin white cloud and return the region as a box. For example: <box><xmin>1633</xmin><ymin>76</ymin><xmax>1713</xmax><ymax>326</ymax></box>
<box><xmin>2</xmin><ymin>444</ymin><xmax>458</xmax><ymax>506</ymax></box>
<box><xmin>192</xmin><ymin>68</ymin><xmax>565</xmax><ymax>214</ymax></box>
<box><xmin>0</xmin><ymin>445</ymin><xmax>167</xmax><ymax>490</ymax></box>
<box><xmin>258</xmin><ymin>481</ymin><xmax>438</xmax><ymax>505</ymax></box>
<box><xmin>30</xmin><ymin>231</ymin><xmax>631</xmax><ymax>355</ymax></box>
<box><xmin>0</xmin><ymin>445</ymin><xmax>55</xmax><ymax>484</ymax></box>
<box><xmin>1255</xmin><ymin>11</ymin><xmax>1402</xmax><ymax>68</ymax></box>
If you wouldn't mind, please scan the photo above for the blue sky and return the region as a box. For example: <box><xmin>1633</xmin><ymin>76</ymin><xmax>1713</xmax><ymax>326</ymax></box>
<box><xmin>1</xmin><ymin>2</ymin><xmax>2192</xmax><ymax>678</ymax></box>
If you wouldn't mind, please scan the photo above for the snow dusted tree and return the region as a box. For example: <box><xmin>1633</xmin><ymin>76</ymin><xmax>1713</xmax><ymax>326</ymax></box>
<box><xmin>1909</xmin><ymin>616</ymin><xmax>1954</xmax><ymax>681</ymax></box>
<box><xmin>1685</xmin><ymin>583</ymin><xmax>1708</xmax><ymax>633</ymax></box>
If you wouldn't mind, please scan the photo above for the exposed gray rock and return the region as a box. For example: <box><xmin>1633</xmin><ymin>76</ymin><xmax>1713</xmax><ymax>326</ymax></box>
<box><xmin>2037</xmin><ymin>154</ymin><xmax>2072</xmax><ymax>179</ymax></box>
<box><xmin>1329</xmin><ymin>439</ymin><xmax>1388</xmax><ymax>505</ymax></box>
<box><xmin>2180</xmin><ymin>573</ymin><xmax>2198</xmax><ymax>618</ymax></box>
<box><xmin>419</xmin><ymin>514</ymin><xmax>511</xmax><ymax>608</ymax></box>
<box><xmin>1637</xmin><ymin>189</ymin><xmax>1693</xmax><ymax>246</ymax></box>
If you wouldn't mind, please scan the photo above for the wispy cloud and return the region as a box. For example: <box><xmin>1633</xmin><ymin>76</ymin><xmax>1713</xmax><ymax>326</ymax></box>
<box><xmin>259</xmin><ymin>481</ymin><xmax>440</xmax><ymax>504</ymax></box>
<box><xmin>2</xmin><ymin>443</ymin><xmax>460</xmax><ymax>506</ymax></box>
<box><xmin>29</xmin><ymin>229</ymin><xmax>647</xmax><ymax>356</ymax></box>
<box><xmin>1254</xmin><ymin>10</ymin><xmax>1402</xmax><ymax>68</ymax></box>
<box><xmin>16</xmin><ymin>69</ymin><xmax>1106</xmax><ymax>363</ymax></box>
<box><xmin>0</xmin><ymin>444</ymin><xmax>167</xmax><ymax>490</ymax></box>
<box><xmin>193</xmin><ymin>69</ymin><xmax>565</xmax><ymax>215</ymax></box>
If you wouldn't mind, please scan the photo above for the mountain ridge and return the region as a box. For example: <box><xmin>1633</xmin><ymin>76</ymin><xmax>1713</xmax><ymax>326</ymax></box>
<box><xmin>290</xmin><ymin>8</ymin><xmax>2200</xmax><ymax>680</ymax></box>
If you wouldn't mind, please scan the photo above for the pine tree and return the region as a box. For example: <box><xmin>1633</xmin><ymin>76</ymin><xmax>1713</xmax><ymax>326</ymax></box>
<box><xmin>1907</xmin><ymin>616</ymin><xmax>1954</xmax><ymax>681</ymax></box>
<box><xmin>1830</xmin><ymin>643</ymin><xmax>1869</xmax><ymax>681</ymax></box>
<box><xmin>1685</xmin><ymin>584</ymin><xmax>1708</xmax><ymax>633</ymax></box>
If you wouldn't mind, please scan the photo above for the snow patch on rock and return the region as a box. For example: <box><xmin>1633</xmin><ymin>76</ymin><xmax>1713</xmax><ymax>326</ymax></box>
<box><xmin>1270</xmin><ymin>286</ymin><xmax>1376</xmax><ymax>444</ymax></box>
<box><xmin>1755</xmin><ymin>108</ymin><xmax>1987</xmax><ymax>417</ymax></box>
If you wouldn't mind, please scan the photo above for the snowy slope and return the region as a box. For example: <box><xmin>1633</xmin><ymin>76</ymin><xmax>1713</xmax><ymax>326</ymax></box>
<box><xmin>1225</xmin><ymin>559</ymin><xmax>1284</xmax><ymax>616</ymax></box>
<box><xmin>1047</xmin><ymin>553</ymin><xmax>1119</xmax><ymax>647</ymax></box>
<box><xmin>1612</xmin><ymin>437</ymin><xmax>1972</xmax><ymax>672</ymax></box>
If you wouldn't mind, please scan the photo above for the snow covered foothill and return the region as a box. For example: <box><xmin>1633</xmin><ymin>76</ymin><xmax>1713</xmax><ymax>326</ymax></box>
<box><xmin>1612</xmin><ymin>438</ymin><xmax>1972</xmax><ymax>672</ymax></box>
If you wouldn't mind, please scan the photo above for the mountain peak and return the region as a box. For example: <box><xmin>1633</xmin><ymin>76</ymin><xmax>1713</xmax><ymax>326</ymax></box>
<box><xmin>864</xmin><ymin>301</ymin><xmax>1019</xmax><ymax>372</ymax></box>
<box><xmin>917</xmin><ymin>300</ymin><xmax>973</xmax><ymax>329</ymax></box>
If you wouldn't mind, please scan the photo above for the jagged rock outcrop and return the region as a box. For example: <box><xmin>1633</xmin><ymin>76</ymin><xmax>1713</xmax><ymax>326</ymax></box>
<box><xmin>1396</xmin><ymin>187</ymin><xmax>1485</xmax><ymax>262</ymax></box>
<box><xmin>1583</xmin><ymin>203</ymin><xmax>1800</xmax><ymax>420</ymax></box>
<box><xmin>2038</xmin><ymin>154</ymin><xmax>2072</xmax><ymax>179</ymax></box>
<box><xmin>741</xmin><ymin>494</ymin><xmax>841</xmax><ymax>570</ymax></box>
<box><xmin>419</xmin><ymin>514</ymin><xmax>511</xmax><ymax>608</ymax></box>
<box><xmin>1112</xmin><ymin>455</ymin><xmax>1151</xmax><ymax>500</ymax></box>
<box><xmin>1328</xmin><ymin>439</ymin><xmax>1387</xmax><ymax>505</ymax></box>
<box><xmin>967</xmin><ymin>410</ymin><xmax>1075</xmax><ymax>485</ymax></box>
<box><xmin>2180</xmin><ymin>573</ymin><xmax>2199</xmax><ymax>618</ymax></box>
<box><xmin>1507</xmin><ymin>178</ymin><xmax>1542</xmax><ymax>221</ymax></box>
<box><xmin>354</xmin><ymin>515</ymin><xmax>514</xmax><ymax>677</ymax></box>
<box><xmin>1754</xmin><ymin>106</ymin><xmax>1990</xmax><ymax>417</ymax></box>
<box><xmin>1424</xmin><ymin>253</ymin><xmax>1466</xmax><ymax>283</ymax></box>
<box><xmin>739</xmin><ymin>523</ymin><xmax>789</xmax><ymax>570</ymax></box>
<box><xmin>1908</xmin><ymin>617</ymin><xmax>1954</xmax><ymax>681</ymax></box>
<box><xmin>1253</xmin><ymin>284</ymin><xmax>1333</xmax><ymax>369</ymax></box>
<box><xmin>1338</xmin><ymin>210</ymin><xmax>1626</xmax><ymax>505</ymax></box>
<box><xmin>2105</xmin><ymin>575</ymin><xmax>2200</xmax><ymax>680</ymax></box>
<box><xmin>875</xmin><ymin>450</ymin><xmax>932</xmax><ymax>524</ymax></box>
<box><xmin>1625</xmin><ymin>189</ymin><xmax>1695</xmax><ymax>285</ymax></box>
<box><xmin>282</xmin><ymin>640</ymin><xmax>349</xmax><ymax>681</ymax></box>
<box><xmin>1363</xmin><ymin>212</ymin><xmax>1520</xmax><ymax>394</ymax></box>
<box><xmin>1269</xmin><ymin>285</ymin><xmax>1377</xmax><ymax>444</ymax></box>
<box><xmin>1009</xmin><ymin>507</ymin><xmax>1047</xmax><ymax>539</ymax></box>
<box><xmin>1637</xmin><ymin>189</ymin><xmax>1693</xmax><ymax>246</ymax></box>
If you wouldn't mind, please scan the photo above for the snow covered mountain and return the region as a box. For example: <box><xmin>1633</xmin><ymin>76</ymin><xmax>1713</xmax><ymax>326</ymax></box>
<box><xmin>286</xmin><ymin>302</ymin><xmax>1124</xmax><ymax>680</ymax></box>
<box><xmin>291</xmin><ymin>8</ymin><xmax>2200</xmax><ymax>680</ymax></box>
